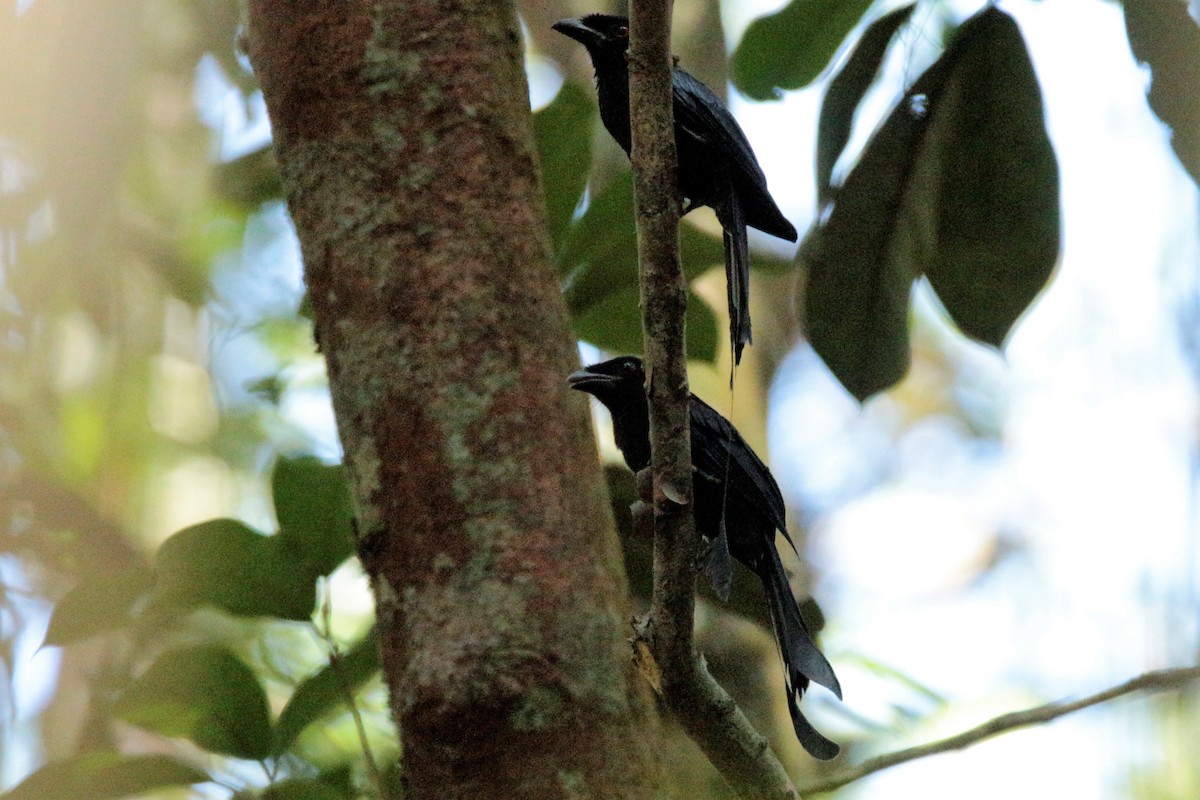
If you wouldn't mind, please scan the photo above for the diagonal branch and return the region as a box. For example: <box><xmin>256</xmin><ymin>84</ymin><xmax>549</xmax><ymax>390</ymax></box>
<box><xmin>626</xmin><ymin>2</ymin><xmax>800</xmax><ymax>797</ymax></box>
<box><xmin>801</xmin><ymin>664</ymin><xmax>1200</xmax><ymax>795</ymax></box>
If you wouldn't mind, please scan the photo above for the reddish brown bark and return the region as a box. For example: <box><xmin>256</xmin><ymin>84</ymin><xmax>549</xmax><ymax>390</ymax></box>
<box><xmin>246</xmin><ymin>2</ymin><xmax>660</xmax><ymax>797</ymax></box>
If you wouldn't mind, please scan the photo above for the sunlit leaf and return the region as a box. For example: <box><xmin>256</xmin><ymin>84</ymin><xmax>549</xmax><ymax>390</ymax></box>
<box><xmin>732</xmin><ymin>0</ymin><xmax>875</xmax><ymax>100</ymax></box>
<box><xmin>817</xmin><ymin>5</ymin><xmax>916</xmax><ymax>207</ymax></box>
<box><xmin>534</xmin><ymin>82</ymin><xmax>594</xmax><ymax>252</ymax></box>
<box><xmin>153</xmin><ymin>519</ymin><xmax>316</xmax><ymax>620</ymax></box>
<box><xmin>113</xmin><ymin>646</ymin><xmax>272</xmax><ymax>759</ymax></box>
<box><xmin>274</xmin><ymin>628</ymin><xmax>380</xmax><ymax>753</ymax></box>
<box><xmin>1</xmin><ymin>753</ymin><xmax>209</xmax><ymax>800</ymax></box>
<box><xmin>1123</xmin><ymin>0</ymin><xmax>1200</xmax><ymax>184</ymax></box>
<box><xmin>43</xmin><ymin>567</ymin><xmax>153</xmax><ymax>647</ymax></box>
<box><xmin>273</xmin><ymin>456</ymin><xmax>355</xmax><ymax>577</ymax></box>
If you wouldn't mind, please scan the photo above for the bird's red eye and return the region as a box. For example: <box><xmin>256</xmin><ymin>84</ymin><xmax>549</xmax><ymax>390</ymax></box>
<box><xmin>617</xmin><ymin>25</ymin><xmax>629</xmax><ymax>37</ymax></box>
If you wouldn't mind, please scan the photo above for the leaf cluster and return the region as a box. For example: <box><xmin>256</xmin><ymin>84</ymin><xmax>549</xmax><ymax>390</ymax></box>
<box><xmin>12</xmin><ymin>457</ymin><xmax>380</xmax><ymax>800</ymax></box>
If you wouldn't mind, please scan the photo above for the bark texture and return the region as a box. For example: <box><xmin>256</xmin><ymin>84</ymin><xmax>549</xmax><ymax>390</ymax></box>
<box><xmin>246</xmin><ymin>3</ymin><xmax>660</xmax><ymax>798</ymax></box>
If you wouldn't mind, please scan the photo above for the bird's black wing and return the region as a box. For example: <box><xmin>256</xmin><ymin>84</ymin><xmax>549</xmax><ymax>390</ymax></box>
<box><xmin>688</xmin><ymin>394</ymin><xmax>795</xmax><ymax>553</ymax></box>
<box><xmin>671</xmin><ymin>68</ymin><xmax>772</xmax><ymax>197</ymax></box>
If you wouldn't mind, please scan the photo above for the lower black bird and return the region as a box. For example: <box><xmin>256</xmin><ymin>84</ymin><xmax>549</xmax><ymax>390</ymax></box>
<box><xmin>568</xmin><ymin>355</ymin><xmax>841</xmax><ymax>760</ymax></box>
<box><xmin>553</xmin><ymin>14</ymin><xmax>798</xmax><ymax>365</ymax></box>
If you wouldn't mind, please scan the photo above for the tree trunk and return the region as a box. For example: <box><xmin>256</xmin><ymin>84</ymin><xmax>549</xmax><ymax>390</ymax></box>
<box><xmin>246</xmin><ymin>3</ymin><xmax>661</xmax><ymax>797</ymax></box>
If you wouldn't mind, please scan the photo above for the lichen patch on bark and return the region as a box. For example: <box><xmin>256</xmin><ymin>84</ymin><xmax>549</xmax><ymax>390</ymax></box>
<box><xmin>248</xmin><ymin>0</ymin><xmax>661</xmax><ymax>796</ymax></box>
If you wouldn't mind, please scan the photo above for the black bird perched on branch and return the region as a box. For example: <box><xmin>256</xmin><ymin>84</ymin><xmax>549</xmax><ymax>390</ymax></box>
<box><xmin>553</xmin><ymin>14</ymin><xmax>797</xmax><ymax>366</ymax></box>
<box><xmin>568</xmin><ymin>355</ymin><xmax>841</xmax><ymax>760</ymax></box>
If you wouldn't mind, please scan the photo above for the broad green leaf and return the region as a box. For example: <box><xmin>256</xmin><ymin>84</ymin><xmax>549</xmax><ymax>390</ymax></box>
<box><xmin>274</xmin><ymin>628</ymin><xmax>381</xmax><ymax>753</ymax></box>
<box><xmin>804</xmin><ymin>7</ymin><xmax>1056</xmax><ymax>400</ymax></box>
<box><xmin>1123</xmin><ymin>0</ymin><xmax>1200</xmax><ymax>184</ymax></box>
<box><xmin>561</xmin><ymin>169</ymin><xmax>775</xmax><ymax>320</ymax></box>
<box><xmin>732</xmin><ymin>0</ymin><xmax>875</xmax><ymax>100</ymax></box>
<box><xmin>273</xmin><ymin>456</ymin><xmax>355</xmax><ymax>577</ymax></box>
<box><xmin>817</xmin><ymin>5</ymin><xmax>916</xmax><ymax>207</ymax></box>
<box><xmin>153</xmin><ymin>518</ymin><xmax>316</xmax><ymax>620</ymax></box>
<box><xmin>2</xmin><ymin>753</ymin><xmax>209</xmax><ymax>800</ymax></box>
<box><xmin>113</xmin><ymin>646</ymin><xmax>273</xmax><ymax>760</ymax></box>
<box><xmin>803</xmin><ymin>51</ymin><xmax>960</xmax><ymax>400</ymax></box>
<box><xmin>43</xmin><ymin>567</ymin><xmax>153</xmax><ymax>647</ymax></box>
<box><xmin>561</xmin><ymin>172</ymin><xmax>640</xmax><ymax>309</ymax></box>
<box><xmin>534</xmin><ymin>83</ymin><xmax>594</xmax><ymax>252</ymax></box>
<box><xmin>574</xmin><ymin>284</ymin><xmax>719</xmax><ymax>361</ymax></box>
<box><xmin>916</xmin><ymin>9</ymin><xmax>1060</xmax><ymax>347</ymax></box>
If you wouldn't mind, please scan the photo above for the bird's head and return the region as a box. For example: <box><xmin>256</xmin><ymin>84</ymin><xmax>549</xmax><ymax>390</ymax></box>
<box><xmin>567</xmin><ymin>355</ymin><xmax>646</xmax><ymax>410</ymax></box>
<box><xmin>552</xmin><ymin>14</ymin><xmax>630</xmax><ymax>58</ymax></box>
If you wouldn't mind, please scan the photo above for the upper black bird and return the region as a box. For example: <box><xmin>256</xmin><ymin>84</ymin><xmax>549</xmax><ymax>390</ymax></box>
<box><xmin>553</xmin><ymin>14</ymin><xmax>797</xmax><ymax>366</ymax></box>
<box><xmin>568</xmin><ymin>355</ymin><xmax>841</xmax><ymax>760</ymax></box>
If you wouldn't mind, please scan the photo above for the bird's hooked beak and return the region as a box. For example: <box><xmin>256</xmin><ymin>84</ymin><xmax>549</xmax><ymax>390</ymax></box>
<box><xmin>552</xmin><ymin>18</ymin><xmax>602</xmax><ymax>48</ymax></box>
<box><xmin>567</xmin><ymin>367</ymin><xmax>616</xmax><ymax>392</ymax></box>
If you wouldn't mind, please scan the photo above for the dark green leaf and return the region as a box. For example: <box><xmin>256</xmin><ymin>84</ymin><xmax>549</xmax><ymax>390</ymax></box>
<box><xmin>153</xmin><ymin>519</ymin><xmax>316</xmax><ymax>620</ymax></box>
<box><xmin>804</xmin><ymin>7</ymin><xmax>1056</xmax><ymax>400</ymax></box>
<box><xmin>113</xmin><ymin>646</ymin><xmax>273</xmax><ymax>760</ymax></box>
<box><xmin>803</xmin><ymin>49</ymin><xmax>962</xmax><ymax>400</ymax></box>
<box><xmin>275</xmin><ymin>628</ymin><xmax>380</xmax><ymax>753</ymax></box>
<box><xmin>260</xmin><ymin>778</ymin><xmax>349</xmax><ymax>800</ymax></box>
<box><xmin>273</xmin><ymin>456</ymin><xmax>355</xmax><ymax>577</ymax></box>
<box><xmin>534</xmin><ymin>83</ymin><xmax>595</xmax><ymax>252</ymax></box>
<box><xmin>43</xmin><ymin>567</ymin><xmax>153</xmax><ymax>647</ymax></box>
<box><xmin>561</xmin><ymin>169</ymin><xmax>777</xmax><ymax>315</ymax></box>
<box><xmin>1123</xmin><ymin>0</ymin><xmax>1200</xmax><ymax>184</ymax></box>
<box><xmin>817</xmin><ymin>5</ymin><xmax>916</xmax><ymax>206</ymax></box>
<box><xmin>732</xmin><ymin>0</ymin><xmax>875</xmax><ymax>100</ymax></box>
<box><xmin>918</xmin><ymin>9</ymin><xmax>1060</xmax><ymax>347</ymax></box>
<box><xmin>574</xmin><ymin>284</ymin><xmax>719</xmax><ymax>361</ymax></box>
<box><xmin>2</xmin><ymin>753</ymin><xmax>209</xmax><ymax>800</ymax></box>
<box><xmin>560</xmin><ymin>172</ymin><xmax>640</xmax><ymax>309</ymax></box>
<box><xmin>679</xmin><ymin>219</ymin><xmax>730</xmax><ymax>275</ymax></box>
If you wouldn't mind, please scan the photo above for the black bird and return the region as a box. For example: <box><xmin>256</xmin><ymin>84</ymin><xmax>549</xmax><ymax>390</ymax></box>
<box><xmin>568</xmin><ymin>355</ymin><xmax>841</xmax><ymax>760</ymax></box>
<box><xmin>553</xmin><ymin>14</ymin><xmax>797</xmax><ymax>366</ymax></box>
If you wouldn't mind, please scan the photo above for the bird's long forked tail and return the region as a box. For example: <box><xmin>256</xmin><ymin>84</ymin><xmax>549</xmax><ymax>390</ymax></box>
<box><xmin>761</xmin><ymin>543</ymin><xmax>842</xmax><ymax>760</ymax></box>
<box><xmin>789</xmin><ymin>696</ymin><xmax>840</xmax><ymax>761</ymax></box>
<box><xmin>718</xmin><ymin>189</ymin><xmax>752</xmax><ymax>369</ymax></box>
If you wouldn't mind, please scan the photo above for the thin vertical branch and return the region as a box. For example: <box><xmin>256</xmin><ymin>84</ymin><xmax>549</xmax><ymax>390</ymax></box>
<box><xmin>627</xmin><ymin>2</ymin><xmax>800</xmax><ymax>797</ymax></box>
<box><xmin>628</xmin><ymin>0</ymin><xmax>693</xmax><ymax>676</ymax></box>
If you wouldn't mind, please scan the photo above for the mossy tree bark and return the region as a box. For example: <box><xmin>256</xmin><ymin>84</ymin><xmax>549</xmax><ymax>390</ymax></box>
<box><xmin>246</xmin><ymin>2</ymin><xmax>662</xmax><ymax>797</ymax></box>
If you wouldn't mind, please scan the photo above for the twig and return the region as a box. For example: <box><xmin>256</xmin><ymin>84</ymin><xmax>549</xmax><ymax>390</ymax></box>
<box><xmin>800</xmin><ymin>664</ymin><xmax>1200</xmax><ymax>795</ymax></box>
<box><xmin>313</xmin><ymin>584</ymin><xmax>388</xmax><ymax>800</ymax></box>
<box><xmin>626</xmin><ymin>2</ymin><xmax>800</xmax><ymax>797</ymax></box>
